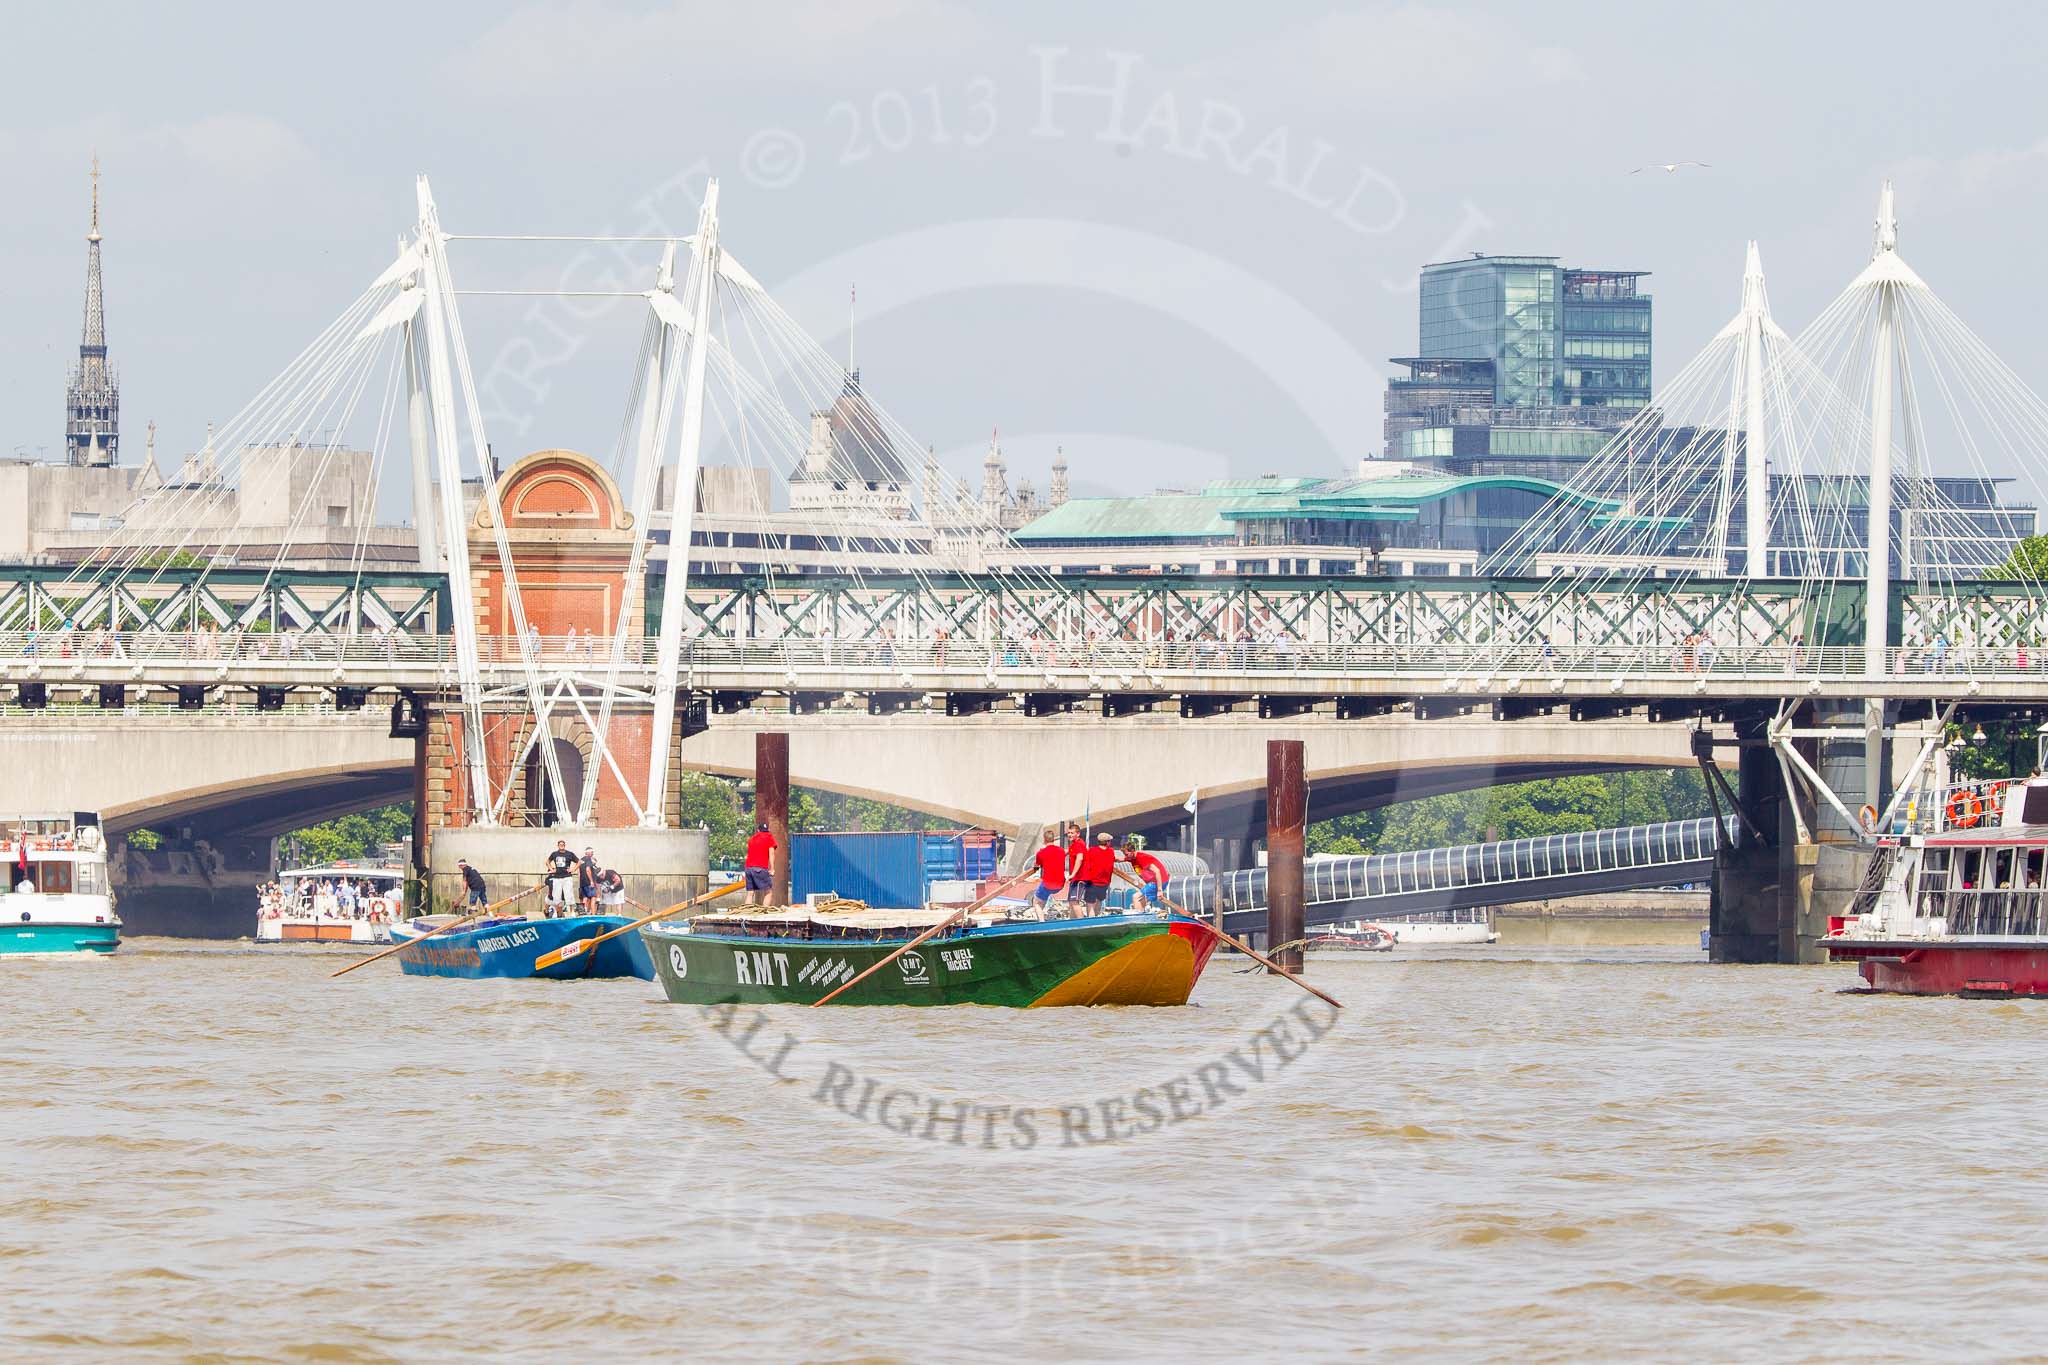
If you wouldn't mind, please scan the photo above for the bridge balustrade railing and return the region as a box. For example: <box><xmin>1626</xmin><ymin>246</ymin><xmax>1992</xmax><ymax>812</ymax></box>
<box><xmin>681</xmin><ymin>639</ymin><xmax>1879</xmax><ymax>679</ymax></box>
<box><xmin>673</xmin><ymin>639</ymin><xmax>2030</xmax><ymax>681</ymax></box>
<box><xmin>7</xmin><ymin>630</ymin><xmax>2048</xmax><ymax>685</ymax></box>
<box><xmin>0</xmin><ymin>631</ymin><xmax>666</xmax><ymax>670</ymax></box>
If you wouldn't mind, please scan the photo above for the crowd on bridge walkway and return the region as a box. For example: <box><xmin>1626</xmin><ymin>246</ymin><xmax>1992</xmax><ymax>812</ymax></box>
<box><xmin>19</xmin><ymin>620</ymin><xmax>428</xmax><ymax>663</ymax></box>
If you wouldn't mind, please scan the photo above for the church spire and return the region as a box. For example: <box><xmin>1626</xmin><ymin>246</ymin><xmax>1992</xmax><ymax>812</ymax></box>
<box><xmin>66</xmin><ymin>155</ymin><xmax>119</xmax><ymax>466</ymax></box>
<box><xmin>83</xmin><ymin>155</ymin><xmax>105</xmax><ymax>350</ymax></box>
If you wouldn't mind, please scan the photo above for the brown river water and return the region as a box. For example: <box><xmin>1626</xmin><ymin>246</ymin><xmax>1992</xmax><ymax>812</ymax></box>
<box><xmin>5</xmin><ymin>941</ymin><xmax>2040</xmax><ymax>1362</ymax></box>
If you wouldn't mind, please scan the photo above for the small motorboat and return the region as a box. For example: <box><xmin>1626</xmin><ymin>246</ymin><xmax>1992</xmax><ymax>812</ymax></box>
<box><xmin>1306</xmin><ymin>923</ymin><xmax>1397</xmax><ymax>952</ymax></box>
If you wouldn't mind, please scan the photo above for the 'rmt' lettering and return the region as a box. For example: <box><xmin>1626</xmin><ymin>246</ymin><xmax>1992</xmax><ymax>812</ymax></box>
<box><xmin>732</xmin><ymin>950</ymin><xmax>790</xmax><ymax>986</ymax></box>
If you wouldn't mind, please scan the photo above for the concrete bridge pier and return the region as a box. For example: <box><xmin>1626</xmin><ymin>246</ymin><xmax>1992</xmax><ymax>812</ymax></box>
<box><xmin>1709</xmin><ymin>715</ymin><xmax>1792</xmax><ymax>963</ymax></box>
<box><xmin>113</xmin><ymin>834</ymin><xmax>273</xmax><ymax>939</ymax></box>
<box><xmin>1710</xmin><ymin>706</ymin><xmax>1871</xmax><ymax>965</ymax></box>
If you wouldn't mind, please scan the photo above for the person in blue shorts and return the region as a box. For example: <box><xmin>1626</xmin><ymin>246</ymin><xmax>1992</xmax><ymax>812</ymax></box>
<box><xmin>742</xmin><ymin>822</ymin><xmax>777</xmax><ymax>907</ymax></box>
<box><xmin>1124</xmin><ymin>836</ymin><xmax>1169</xmax><ymax>908</ymax></box>
<box><xmin>1031</xmin><ymin>829</ymin><xmax>1067</xmax><ymax>916</ymax></box>
<box><xmin>458</xmin><ymin>858</ymin><xmax>488</xmax><ymax>909</ymax></box>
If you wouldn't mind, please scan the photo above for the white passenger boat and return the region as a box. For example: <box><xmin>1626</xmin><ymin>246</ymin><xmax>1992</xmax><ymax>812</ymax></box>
<box><xmin>257</xmin><ymin>863</ymin><xmax>406</xmax><ymax>943</ymax></box>
<box><xmin>0</xmin><ymin>814</ymin><xmax>119</xmax><ymax>957</ymax></box>
<box><xmin>1315</xmin><ymin>910</ymin><xmax>1498</xmax><ymax>947</ymax></box>
<box><xmin>1375</xmin><ymin>908</ymin><xmax>1500</xmax><ymax>945</ymax></box>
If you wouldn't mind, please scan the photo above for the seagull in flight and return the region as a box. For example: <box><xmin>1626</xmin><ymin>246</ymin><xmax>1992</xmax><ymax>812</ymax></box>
<box><xmin>1631</xmin><ymin>161</ymin><xmax>1711</xmax><ymax>174</ymax></box>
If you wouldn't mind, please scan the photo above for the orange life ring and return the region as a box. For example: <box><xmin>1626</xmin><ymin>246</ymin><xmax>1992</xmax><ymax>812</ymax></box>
<box><xmin>1858</xmin><ymin>804</ymin><xmax>1880</xmax><ymax>834</ymax></box>
<box><xmin>1948</xmin><ymin>790</ymin><xmax>1983</xmax><ymax>828</ymax></box>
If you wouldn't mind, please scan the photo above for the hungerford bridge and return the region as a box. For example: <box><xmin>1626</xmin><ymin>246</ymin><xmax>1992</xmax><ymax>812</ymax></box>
<box><xmin>19</xmin><ymin>179</ymin><xmax>2048</xmax><ymax>964</ymax></box>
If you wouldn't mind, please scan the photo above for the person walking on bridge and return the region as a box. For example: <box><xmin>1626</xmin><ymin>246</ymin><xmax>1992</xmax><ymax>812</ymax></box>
<box><xmin>1123</xmin><ymin>835</ymin><xmax>1169</xmax><ymax>909</ymax></box>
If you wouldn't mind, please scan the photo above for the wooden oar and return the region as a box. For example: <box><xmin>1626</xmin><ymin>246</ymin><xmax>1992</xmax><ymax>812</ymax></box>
<box><xmin>1117</xmin><ymin>868</ymin><xmax>1343</xmax><ymax>1010</ymax></box>
<box><xmin>329</xmin><ymin>883</ymin><xmax>542</xmax><ymax>979</ymax></box>
<box><xmin>810</xmin><ymin>870</ymin><xmax>1036</xmax><ymax>1007</ymax></box>
<box><xmin>531</xmin><ymin>878</ymin><xmax>746</xmax><ymax>972</ymax></box>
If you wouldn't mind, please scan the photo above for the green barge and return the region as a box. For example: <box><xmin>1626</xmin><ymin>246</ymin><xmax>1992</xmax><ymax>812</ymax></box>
<box><xmin>642</xmin><ymin>908</ymin><xmax>1220</xmax><ymax>1008</ymax></box>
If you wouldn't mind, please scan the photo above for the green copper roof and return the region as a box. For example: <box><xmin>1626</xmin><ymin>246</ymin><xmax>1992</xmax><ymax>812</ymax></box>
<box><xmin>1013</xmin><ymin>473</ymin><xmax>1685</xmax><ymax>542</ymax></box>
<box><xmin>1013</xmin><ymin>495</ymin><xmax>1239</xmax><ymax>542</ymax></box>
<box><xmin>1200</xmin><ymin>477</ymin><xmax>1319</xmax><ymax>495</ymax></box>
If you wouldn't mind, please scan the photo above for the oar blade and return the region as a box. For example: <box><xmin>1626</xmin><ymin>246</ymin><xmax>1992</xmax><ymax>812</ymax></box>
<box><xmin>526</xmin><ymin>879</ymin><xmax>747</xmax><ymax>976</ymax></box>
<box><xmin>532</xmin><ymin>937</ymin><xmax>591</xmax><ymax>972</ymax></box>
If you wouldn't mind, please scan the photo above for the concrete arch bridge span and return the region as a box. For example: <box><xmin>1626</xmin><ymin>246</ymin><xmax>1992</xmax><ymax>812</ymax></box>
<box><xmin>677</xmin><ymin>712</ymin><xmax>1706</xmax><ymax>847</ymax></box>
<box><xmin>0</xmin><ymin>706</ymin><xmax>1704</xmax><ymax>933</ymax></box>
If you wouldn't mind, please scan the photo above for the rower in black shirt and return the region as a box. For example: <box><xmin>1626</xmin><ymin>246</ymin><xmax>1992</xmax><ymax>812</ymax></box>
<box><xmin>543</xmin><ymin>840</ymin><xmax>579</xmax><ymax>916</ymax></box>
<box><xmin>458</xmin><ymin>858</ymin><xmax>488</xmax><ymax>909</ymax></box>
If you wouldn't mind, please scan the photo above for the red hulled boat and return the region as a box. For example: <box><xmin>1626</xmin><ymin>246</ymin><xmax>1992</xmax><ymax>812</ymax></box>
<box><xmin>1827</xmin><ymin>777</ymin><xmax>2048</xmax><ymax>997</ymax></box>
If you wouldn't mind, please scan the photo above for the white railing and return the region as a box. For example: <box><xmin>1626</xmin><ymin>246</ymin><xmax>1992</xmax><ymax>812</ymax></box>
<box><xmin>1173</xmin><ymin>816</ymin><xmax>1731</xmax><ymax>917</ymax></box>
<box><xmin>1887</xmin><ymin>776</ymin><xmax>2019</xmax><ymax>838</ymax></box>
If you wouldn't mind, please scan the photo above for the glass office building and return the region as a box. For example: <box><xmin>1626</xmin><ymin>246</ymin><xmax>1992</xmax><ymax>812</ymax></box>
<box><xmin>1388</xmin><ymin>255</ymin><xmax>1651</xmax><ymax>469</ymax></box>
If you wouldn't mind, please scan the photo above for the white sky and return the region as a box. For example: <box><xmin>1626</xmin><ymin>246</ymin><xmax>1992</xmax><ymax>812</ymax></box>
<box><xmin>4</xmin><ymin>0</ymin><xmax>2045</xmax><ymax>507</ymax></box>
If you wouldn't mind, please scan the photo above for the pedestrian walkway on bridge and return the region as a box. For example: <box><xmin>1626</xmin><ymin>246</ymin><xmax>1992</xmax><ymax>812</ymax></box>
<box><xmin>1165</xmin><ymin>816</ymin><xmax>1731</xmax><ymax>935</ymax></box>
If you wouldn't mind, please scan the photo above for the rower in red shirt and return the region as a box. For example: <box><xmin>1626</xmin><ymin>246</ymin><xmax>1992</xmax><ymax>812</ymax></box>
<box><xmin>742</xmin><ymin>822</ymin><xmax>777</xmax><ymax>907</ymax></box>
<box><xmin>1061</xmin><ymin>821</ymin><xmax>1087</xmax><ymax>912</ymax></box>
<box><xmin>1031</xmin><ymin>829</ymin><xmax>1068</xmax><ymax>916</ymax></box>
<box><xmin>1123</xmin><ymin>835</ymin><xmax>1169</xmax><ymax>908</ymax></box>
<box><xmin>1070</xmin><ymin>831</ymin><xmax>1118</xmax><ymax>913</ymax></box>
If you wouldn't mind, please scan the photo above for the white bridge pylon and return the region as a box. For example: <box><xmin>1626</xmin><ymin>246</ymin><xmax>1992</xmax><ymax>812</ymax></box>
<box><xmin>347</xmin><ymin>175</ymin><xmax>1040</xmax><ymax>829</ymax></box>
<box><xmin>373</xmin><ymin>177</ymin><xmax>727</xmax><ymax>829</ymax></box>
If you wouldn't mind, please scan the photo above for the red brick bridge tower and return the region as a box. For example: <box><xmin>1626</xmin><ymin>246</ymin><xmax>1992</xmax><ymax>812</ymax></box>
<box><xmin>418</xmin><ymin>448</ymin><xmax>685</xmax><ymax>852</ymax></box>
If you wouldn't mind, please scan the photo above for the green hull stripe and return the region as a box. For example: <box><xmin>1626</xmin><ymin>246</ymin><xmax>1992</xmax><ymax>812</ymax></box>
<box><xmin>642</xmin><ymin>920</ymin><xmax>1166</xmax><ymax>1007</ymax></box>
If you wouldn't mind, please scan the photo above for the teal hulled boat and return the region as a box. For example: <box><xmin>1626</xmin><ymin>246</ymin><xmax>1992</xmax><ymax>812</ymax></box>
<box><xmin>1</xmin><ymin>815</ymin><xmax>119</xmax><ymax>958</ymax></box>
<box><xmin>4</xmin><ymin>915</ymin><xmax>121</xmax><ymax>956</ymax></box>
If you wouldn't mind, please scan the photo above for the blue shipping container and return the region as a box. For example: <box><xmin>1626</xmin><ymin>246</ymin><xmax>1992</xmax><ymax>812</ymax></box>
<box><xmin>922</xmin><ymin>835</ymin><xmax>960</xmax><ymax>884</ymax></box>
<box><xmin>921</xmin><ymin>832</ymin><xmax>998</xmax><ymax>886</ymax></box>
<box><xmin>790</xmin><ymin>832</ymin><xmax>928</xmax><ymax>908</ymax></box>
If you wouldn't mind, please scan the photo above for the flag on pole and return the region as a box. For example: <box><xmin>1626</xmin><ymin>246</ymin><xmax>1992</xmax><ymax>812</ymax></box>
<box><xmin>1184</xmin><ymin>788</ymin><xmax>1199</xmax><ymax>813</ymax></box>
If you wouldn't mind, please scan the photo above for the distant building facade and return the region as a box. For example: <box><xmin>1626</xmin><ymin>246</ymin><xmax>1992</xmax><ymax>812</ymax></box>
<box><xmin>788</xmin><ymin>371</ymin><xmax>913</xmax><ymax>519</ymax></box>
<box><xmin>651</xmin><ymin>377</ymin><xmax>1068</xmax><ymax>576</ymax></box>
